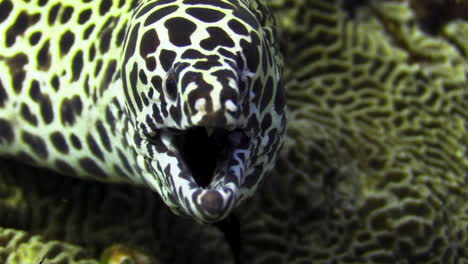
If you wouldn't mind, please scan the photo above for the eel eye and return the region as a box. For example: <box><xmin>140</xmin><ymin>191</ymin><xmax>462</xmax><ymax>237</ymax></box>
<box><xmin>165</xmin><ymin>72</ymin><xmax>178</xmax><ymax>100</ymax></box>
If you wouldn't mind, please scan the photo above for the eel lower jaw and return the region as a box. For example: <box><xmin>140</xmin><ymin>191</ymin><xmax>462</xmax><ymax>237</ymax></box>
<box><xmin>158</xmin><ymin>126</ymin><xmax>251</xmax><ymax>222</ymax></box>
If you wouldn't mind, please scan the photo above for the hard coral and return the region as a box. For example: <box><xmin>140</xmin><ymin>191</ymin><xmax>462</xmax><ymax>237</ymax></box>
<box><xmin>239</xmin><ymin>0</ymin><xmax>468</xmax><ymax>263</ymax></box>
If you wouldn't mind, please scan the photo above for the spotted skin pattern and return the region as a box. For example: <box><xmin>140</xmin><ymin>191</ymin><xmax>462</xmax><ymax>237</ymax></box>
<box><xmin>0</xmin><ymin>0</ymin><xmax>286</xmax><ymax>223</ymax></box>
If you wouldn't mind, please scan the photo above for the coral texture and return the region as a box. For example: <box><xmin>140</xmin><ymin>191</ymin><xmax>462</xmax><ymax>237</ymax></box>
<box><xmin>0</xmin><ymin>0</ymin><xmax>467</xmax><ymax>263</ymax></box>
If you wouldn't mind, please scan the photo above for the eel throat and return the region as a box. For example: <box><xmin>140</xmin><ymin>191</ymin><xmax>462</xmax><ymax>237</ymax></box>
<box><xmin>168</xmin><ymin>127</ymin><xmax>250</xmax><ymax>188</ymax></box>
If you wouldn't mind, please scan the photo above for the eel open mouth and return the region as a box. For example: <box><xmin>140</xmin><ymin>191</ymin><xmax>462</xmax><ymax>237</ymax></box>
<box><xmin>170</xmin><ymin>127</ymin><xmax>250</xmax><ymax>188</ymax></box>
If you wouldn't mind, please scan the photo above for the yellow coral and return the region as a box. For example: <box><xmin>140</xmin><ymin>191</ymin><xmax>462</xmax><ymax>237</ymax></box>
<box><xmin>100</xmin><ymin>244</ymin><xmax>155</xmax><ymax>264</ymax></box>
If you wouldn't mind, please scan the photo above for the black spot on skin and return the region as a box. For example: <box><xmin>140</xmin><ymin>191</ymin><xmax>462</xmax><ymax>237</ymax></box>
<box><xmin>260</xmin><ymin>77</ymin><xmax>273</xmax><ymax>113</ymax></box>
<box><xmin>146</xmin><ymin>57</ymin><xmax>156</xmax><ymax>71</ymax></box>
<box><xmin>38</xmin><ymin>0</ymin><xmax>48</xmax><ymax>6</ymax></box>
<box><xmin>79</xmin><ymin>157</ymin><xmax>106</xmax><ymax>178</ymax></box>
<box><xmin>251</xmin><ymin>78</ymin><xmax>262</xmax><ymax>106</ymax></box>
<box><xmin>133</xmin><ymin>133</ymin><xmax>143</xmax><ymax>147</ymax></box>
<box><xmin>37</xmin><ymin>40</ymin><xmax>51</xmax><ymax>70</ymax></box>
<box><xmin>151</xmin><ymin>104</ymin><xmax>164</xmax><ymax>124</ymax></box>
<box><xmin>183</xmin><ymin>0</ymin><xmax>234</xmax><ymax>10</ymax></box>
<box><xmin>247</xmin><ymin>115</ymin><xmax>259</xmax><ymax>134</ymax></box>
<box><xmin>193</xmin><ymin>57</ymin><xmax>222</xmax><ymax>70</ymax></box>
<box><xmin>70</xmin><ymin>134</ymin><xmax>82</xmax><ymax>149</ymax></box>
<box><xmin>0</xmin><ymin>119</ymin><xmax>14</xmax><ymax>143</ymax></box>
<box><xmin>60</xmin><ymin>97</ymin><xmax>82</xmax><ymax>126</ymax></box>
<box><xmin>7</xmin><ymin>53</ymin><xmax>28</xmax><ymax>94</ymax></box>
<box><xmin>129</xmin><ymin>63</ymin><xmax>143</xmax><ymax>112</ymax></box>
<box><xmin>236</xmin><ymin>53</ymin><xmax>245</xmax><ymax>70</ymax></box>
<box><xmin>151</xmin><ymin>75</ymin><xmax>163</xmax><ymax>94</ymax></box>
<box><xmin>72</xmin><ymin>95</ymin><xmax>83</xmax><ymax>116</ymax></box>
<box><xmin>117</xmin><ymin>149</ymin><xmax>133</xmax><ymax>174</ymax></box>
<box><xmin>228</xmin><ymin>19</ymin><xmax>248</xmax><ymax>36</ymax></box>
<box><xmin>274</xmin><ymin>78</ymin><xmax>286</xmax><ymax>115</ymax></box>
<box><xmin>99</xmin><ymin>29</ymin><xmax>112</xmax><ymax>54</ymax></box>
<box><xmin>101</xmin><ymin>60</ymin><xmax>117</xmax><ymax>93</ymax></box>
<box><xmin>87</xmin><ymin>134</ymin><xmax>104</xmax><ymax>161</ymax></box>
<box><xmin>60</xmin><ymin>30</ymin><xmax>75</xmax><ymax>56</ymax></box>
<box><xmin>20</xmin><ymin>103</ymin><xmax>38</xmax><ymax>126</ymax></box>
<box><xmin>116</xmin><ymin>25</ymin><xmax>126</xmax><ymax>47</ymax></box>
<box><xmin>83</xmin><ymin>24</ymin><xmax>95</xmax><ymax>39</ymax></box>
<box><xmin>48</xmin><ymin>3</ymin><xmax>61</xmax><ymax>26</ymax></box>
<box><xmin>51</xmin><ymin>75</ymin><xmax>60</xmax><ymax>91</ymax></box>
<box><xmin>232</xmin><ymin>4</ymin><xmax>259</xmax><ymax>29</ymax></box>
<box><xmin>141</xmin><ymin>92</ymin><xmax>149</xmax><ymax>106</ymax></box>
<box><xmin>151</xmin><ymin>76</ymin><xmax>168</xmax><ymax>120</ymax></box>
<box><xmin>6</xmin><ymin>11</ymin><xmax>40</xmax><ymax>47</ymax></box>
<box><xmin>78</xmin><ymin>9</ymin><xmax>92</xmax><ymax>24</ymax></box>
<box><xmin>181</xmin><ymin>49</ymin><xmax>206</xmax><ymax>59</ymax></box>
<box><xmin>186</xmin><ymin>7</ymin><xmax>225</xmax><ymax>23</ymax></box>
<box><xmin>22</xmin><ymin>131</ymin><xmax>48</xmax><ymax>158</ymax></box>
<box><xmin>165</xmin><ymin>71</ymin><xmax>178</xmax><ymax>101</ymax></box>
<box><xmin>29</xmin><ymin>80</ymin><xmax>41</xmax><ymax>102</ymax></box>
<box><xmin>200</xmin><ymin>27</ymin><xmax>235</xmax><ymax>51</ymax></box>
<box><xmin>0</xmin><ymin>80</ymin><xmax>7</xmax><ymax>107</ymax></box>
<box><xmin>122</xmin><ymin>70</ymin><xmax>135</xmax><ymax>116</ymax></box>
<box><xmin>40</xmin><ymin>95</ymin><xmax>54</xmax><ymax>124</ymax></box>
<box><xmin>144</xmin><ymin>5</ymin><xmax>178</xmax><ymax>26</ymax></box>
<box><xmin>149</xmin><ymin>134</ymin><xmax>169</xmax><ymax>153</ymax></box>
<box><xmin>143</xmin><ymin>115</ymin><xmax>157</xmax><ymax>135</ymax></box>
<box><xmin>159</xmin><ymin>49</ymin><xmax>177</xmax><ymax>71</ymax></box>
<box><xmin>72</xmin><ymin>51</ymin><xmax>84</xmax><ymax>81</ymax></box>
<box><xmin>0</xmin><ymin>0</ymin><xmax>13</xmax><ymax>24</ymax></box>
<box><xmin>96</xmin><ymin>120</ymin><xmax>112</xmax><ymax>152</ymax></box>
<box><xmin>136</xmin><ymin>0</ymin><xmax>177</xmax><ymax>18</ymax></box>
<box><xmin>61</xmin><ymin>6</ymin><xmax>74</xmax><ymax>24</ymax></box>
<box><xmin>84</xmin><ymin>75</ymin><xmax>90</xmax><ymax>96</ymax></box>
<box><xmin>139</xmin><ymin>69</ymin><xmax>148</xmax><ymax>85</ymax></box>
<box><xmin>261</xmin><ymin>42</ymin><xmax>269</xmax><ymax>74</ymax></box>
<box><xmin>164</xmin><ymin>17</ymin><xmax>196</xmax><ymax>47</ymax></box>
<box><xmin>113</xmin><ymin>164</ymin><xmax>129</xmax><ymax>179</ymax></box>
<box><xmin>260</xmin><ymin>113</ymin><xmax>272</xmax><ymax>133</ymax></box>
<box><xmin>55</xmin><ymin>159</ymin><xmax>75</xmax><ymax>176</ymax></box>
<box><xmin>94</xmin><ymin>60</ymin><xmax>103</xmax><ymax>77</ymax></box>
<box><xmin>50</xmin><ymin>131</ymin><xmax>69</xmax><ymax>154</ymax></box>
<box><xmin>105</xmin><ymin>106</ymin><xmax>116</xmax><ymax>135</ymax></box>
<box><xmin>240</xmin><ymin>37</ymin><xmax>259</xmax><ymax>72</ymax></box>
<box><xmin>169</xmin><ymin>106</ymin><xmax>182</xmax><ymax>126</ymax></box>
<box><xmin>99</xmin><ymin>0</ymin><xmax>112</xmax><ymax>15</ymax></box>
<box><xmin>140</xmin><ymin>29</ymin><xmax>159</xmax><ymax>58</ymax></box>
<box><xmin>29</xmin><ymin>32</ymin><xmax>42</xmax><ymax>46</ymax></box>
<box><xmin>124</xmin><ymin>22</ymin><xmax>139</xmax><ymax>63</ymax></box>
<box><xmin>148</xmin><ymin>88</ymin><xmax>154</xmax><ymax>100</ymax></box>
<box><xmin>218</xmin><ymin>48</ymin><xmax>237</xmax><ymax>60</ymax></box>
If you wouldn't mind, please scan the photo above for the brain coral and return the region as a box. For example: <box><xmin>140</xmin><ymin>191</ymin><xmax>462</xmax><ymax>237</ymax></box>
<box><xmin>0</xmin><ymin>0</ymin><xmax>467</xmax><ymax>264</ymax></box>
<box><xmin>237</xmin><ymin>0</ymin><xmax>468</xmax><ymax>263</ymax></box>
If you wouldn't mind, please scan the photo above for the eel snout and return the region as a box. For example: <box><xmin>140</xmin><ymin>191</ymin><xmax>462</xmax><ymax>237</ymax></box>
<box><xmin>171</xmin><ymin>126</ymin><xmax>249</xmax><ymax>188</ymax></box>
<box><xmin>153</xmin><ymin>125</ymin><xmax>251</xmax><ymax>222</ymax></box>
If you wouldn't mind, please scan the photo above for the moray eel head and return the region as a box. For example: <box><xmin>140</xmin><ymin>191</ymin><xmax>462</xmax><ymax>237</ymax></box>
<box><xmin>121</xmin><ymin>1</ymin><xmax>286</xmax><ymax>223</ymax></box>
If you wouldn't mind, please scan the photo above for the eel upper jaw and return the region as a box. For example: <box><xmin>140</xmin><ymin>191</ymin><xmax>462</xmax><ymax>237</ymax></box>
<box><xmin>152</xmin><ymin>125</ymin><xmax>251</xmax><ymax>222</ymax></box>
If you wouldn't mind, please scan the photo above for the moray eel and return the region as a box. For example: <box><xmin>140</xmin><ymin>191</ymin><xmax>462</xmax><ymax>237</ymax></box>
<box><xmin>0</xmin><ymin>0</ymin><xmax>286</xmax><ymax>223</ymax></box>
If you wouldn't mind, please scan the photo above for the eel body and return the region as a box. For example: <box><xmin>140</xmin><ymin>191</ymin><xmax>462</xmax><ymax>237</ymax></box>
<box><xmin>0</xmin><ymin>0</ymin><xmax>286</xmax><ymax>223</ymax></box>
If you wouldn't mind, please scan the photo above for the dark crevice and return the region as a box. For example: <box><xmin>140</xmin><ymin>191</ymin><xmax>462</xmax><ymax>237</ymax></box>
<box><xmin>214</xmin><ymin>214</ymin><xmax>240</xmax><ymax>264</ymax></box>
<box><xmin>409</xmin><ymin>0</ymin><xmax>468</xmax><ymax>35</ymax></box>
